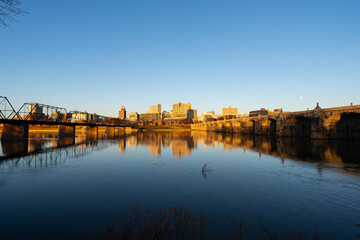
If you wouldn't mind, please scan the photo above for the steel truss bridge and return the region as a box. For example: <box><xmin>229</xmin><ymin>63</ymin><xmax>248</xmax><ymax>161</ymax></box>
<box><xmin>0</xmin><ymin>96</ymin><xmax>129</xmax><ymax>126</ymax></box>
<box><xmin>0</xmin><ymin>96</ymin><xmax>130</xmax><ymax>140</ymax></box>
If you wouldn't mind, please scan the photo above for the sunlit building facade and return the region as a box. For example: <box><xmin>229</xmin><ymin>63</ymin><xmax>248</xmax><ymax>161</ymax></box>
<box><xmin>172</xmin><ymin>102</ymin><xmax>191</xmax><ymax>118</ymax></box>
<box><xmin>140</xmin><ymin>113</ymin><xmax>159</xmax><ymax>122</ymax></box>
<box><xmin>128</xmin><ymin>112</ymin><xmax>139</xmax><ymax>122</ymax></box>
<box><xmin>119</xmin><ymin>106</ymin><xmax>126</xmax><ymax>119</ymax></box>
<box><xmin>148</xmin><ymin>104</ymin><xmax>161</xmax><ymax>114</ymax></box>
<box><xmin>222</xmin><ymin>106</ymin><xmax>238</xmax><ymax>116</ymax></box>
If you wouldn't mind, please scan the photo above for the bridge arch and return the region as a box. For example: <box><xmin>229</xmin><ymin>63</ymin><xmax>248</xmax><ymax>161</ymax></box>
<box><xmin>284</xmin><ymin>116</ymin><xmax>311</xmax><ymax>137</ymax></box>
<box><xmin>324</xmin><ymin>113</ymin><xmax>360</xmax><ymax>138</ymax></box>
<box><xmin>208</xmin><ymin>122</ymin><xmax>216</xmax><ymax>131</ymax></box>
<box><xmin>215</xmin><ymin>122</ymin><xmax>223</xmax><ymax>132</ymax></box>
<box><xmin>261</xmin><ymin>118</ymin><xmax>277</xmax><ymax>135</ymax></box>
<box><xmin>233</xmin><ymin>121</ymin><xmax>242</xmax><ymax>133</ymax></box>
<box><xmin>224</xmin><ymin>121</ymin><xmax>233</xmax><ymax>132</ymax></box>
<box><xmin>245</xmin><ymin>120</ymin><xmax>255</xmax><ymax>134</ymax></box>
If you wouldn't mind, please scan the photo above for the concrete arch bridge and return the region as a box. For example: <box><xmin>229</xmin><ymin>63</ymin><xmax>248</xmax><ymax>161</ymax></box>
<box><xmin>191</xmin><ymin>103</ymin><xmax>360</xmax><ymax>139</ymax></box>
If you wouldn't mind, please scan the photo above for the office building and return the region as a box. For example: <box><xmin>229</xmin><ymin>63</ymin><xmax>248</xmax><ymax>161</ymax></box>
<box><xmin>172</xmin><ymin>102</ymin><xmax>191</xmax><ymax>118</ymax></box>
<box><xmin>148</xmin><ymin>104</ymin><xmax>161</xmax><ymax>114</ymax></box>
<box><xmin>187</xmin><ymin>109</ymin><xmax>198</xmax><ymax>120</ymax></box>
<box><xmin>140</xmin><ymin>113</ymin><xmax>159</xmax><ymax>122</ymax></box>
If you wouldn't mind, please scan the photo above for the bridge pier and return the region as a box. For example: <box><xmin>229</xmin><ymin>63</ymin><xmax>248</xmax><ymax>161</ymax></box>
<box><xmin>1</xmin><ymin>123</ymin><xmax>29</xmax><ymax>141</ymax></box>
<box><xmin>106</xmin><ymin>126</ymin><xmax>116</xmax><ymax>137</ymax></box>
<box><xmin>118</xmin><ymin>127</ymin><xmax>126</xmax><ymax>132</ymax></box>
<box><xmin>58</xmin><ymin>125</ymin><xmax>75</xmax><ymax>138</ymax></box>
<box><xmin>57</xmin><ymin>136</ymin><xmax>76</xmax><ymax>147</ymax></box>
<box><xmin>86</xmin><ymin>126</ymin><xmax>98</xmax><ymax>137</ymax></box>
<box><xmin>1</xmin><ymin>139</ymin><xmax>28</xmax><ymax>157</ymax></box>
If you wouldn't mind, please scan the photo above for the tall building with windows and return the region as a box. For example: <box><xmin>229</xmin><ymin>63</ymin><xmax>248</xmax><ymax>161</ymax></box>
<box><xmin>119</xmin><ymin>106</ymin><xmax>126</xmax><ymax>119</ymax></box>
<box><xmin>148</xmin><ymin>104</ymin><xmax>161</xmax><ymax>114</ymax></box>
<box><xmin>172</xmin><ymin>102</ymin><xmax>191</xmax><ymax>118</ymax></box>
<box><xmin>222</xmin><ymin>106</ymin><xmax>238</xmax><ymax>116</ymax></box>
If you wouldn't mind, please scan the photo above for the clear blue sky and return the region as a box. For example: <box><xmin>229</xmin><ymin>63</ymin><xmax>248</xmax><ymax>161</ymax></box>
<box><xmin>1</xmin><ymin>0</ymin><xmax>359</xmax><ymax>117</ymax></box>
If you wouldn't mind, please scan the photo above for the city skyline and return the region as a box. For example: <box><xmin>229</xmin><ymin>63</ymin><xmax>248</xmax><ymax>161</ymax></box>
<box><xmin>1</xmin><ymin>0</ymin><xmax>359</xmax><ymax>117</ymax></box>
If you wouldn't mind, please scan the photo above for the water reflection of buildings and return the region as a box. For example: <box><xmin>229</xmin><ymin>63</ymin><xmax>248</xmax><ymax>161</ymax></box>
<box><xmin>149</xmin><ymin>143</ymin><xmax>161</xmax><ymax>156</ymax></box>
<box><xmin>1</xmin><ymin>131</ymin><xmax>360</xmax><ymax>176</ymax></box>
<box><xmin>125</xmin><ymin>132</ymin><xmax>197</xmax><ymax>157</ymax></box>
<box><xmin>120</xmin><ymin>131</ymin><xmax>360</xmax><ymax>176</ymax></box>
<box><xmin>118</xmin><ymin>138</ymin><xmax>126</xmax><ymax>154</ymax></box>
<box><xmin>170</xmin><ymin>140</ymin><xmax>192</xmax><ymax>157</ymax></box>
<box><xmin>126</xmin><ymin>135</ymin><xmax>138</xmax><ymax>148</ymax></box>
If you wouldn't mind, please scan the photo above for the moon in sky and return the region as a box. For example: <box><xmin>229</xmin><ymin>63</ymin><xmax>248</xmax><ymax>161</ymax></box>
<box><xmin>300</xmin><ymin>96</ymin><xmax>303</xmax><ymax>100</ymax></box>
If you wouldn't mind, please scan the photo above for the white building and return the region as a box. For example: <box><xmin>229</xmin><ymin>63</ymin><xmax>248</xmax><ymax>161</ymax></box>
<box><xmin>128</xmin><ymin>112</ymin><xmax>139</xmax><ymax>122</ymax></box>
<box><xmin>202</xmin><ymin>111</ymin><xmax>217</xmax><ymax>118</ymax></box>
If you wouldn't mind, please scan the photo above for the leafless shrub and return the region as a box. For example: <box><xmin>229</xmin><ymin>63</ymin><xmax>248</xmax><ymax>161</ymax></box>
<box><xmin>92</xmin><ymin>205</ymin><xmax>215</xmax><ymax>240</ymax></box>
<box><xmin>227</xmin><ymin>216</ymin><xmax>249</xmax><ymax>240</ymax></box>
<box><xmin>287</xmin><ymin>231</ymin><xmax>306</xmax><ymax>240</ymax></box>
<box><xmin>314</xmin><ymin>228</ymin><xmax>322</xmax><ymax>240</ymax></box>
<box><xmin>92</xmin><ymin>206</ymin><xmax>357</xmax><ymax>240</ymax></box>
<box><xmin>258</xmin><ymin>217</ymin><xmax>281</xmax><ymax>240</ymax></box>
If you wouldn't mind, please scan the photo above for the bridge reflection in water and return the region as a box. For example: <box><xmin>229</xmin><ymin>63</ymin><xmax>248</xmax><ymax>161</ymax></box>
<box><xmin>1</xmin><ymin>131</ymin><xmax>360</xmax><ymax>176</ymax></box>
<box><xmin>0</xmin><ymin>132</ymin><xmax>117</xmax><ymax>168</ymax></box>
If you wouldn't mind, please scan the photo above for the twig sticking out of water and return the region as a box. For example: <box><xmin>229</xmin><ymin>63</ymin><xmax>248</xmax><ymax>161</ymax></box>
<box><xmin>201</xmin><ymin>163</ymin><xmax>212</xmax><ymax>178</ymax></box>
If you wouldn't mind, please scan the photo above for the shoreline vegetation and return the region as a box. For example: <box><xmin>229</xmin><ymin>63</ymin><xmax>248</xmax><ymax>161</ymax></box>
<box><xmin>91</xmin><ymin>205</ymin><xmax>360</xmax><ymax>240</ymax></box>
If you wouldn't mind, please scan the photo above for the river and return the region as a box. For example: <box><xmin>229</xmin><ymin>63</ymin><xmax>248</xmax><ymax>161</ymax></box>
<box><xmin>1</xmin><ymin>131</ymin><xmax>360</xmax><ymax>239</ymax></box>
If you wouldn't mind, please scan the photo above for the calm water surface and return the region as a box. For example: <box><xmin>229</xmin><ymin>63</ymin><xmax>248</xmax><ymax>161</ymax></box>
<box><xmin>1</xmin><ymin>131</ymin><xmax>360</xmax><ymax>239</ymax></box>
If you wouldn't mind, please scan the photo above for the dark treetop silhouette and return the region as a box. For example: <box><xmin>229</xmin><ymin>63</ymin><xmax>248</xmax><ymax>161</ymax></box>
<box><xmin>0</xmin><ymin>0</ymin><xmax>27</xmax><ymax>27</ymax></box>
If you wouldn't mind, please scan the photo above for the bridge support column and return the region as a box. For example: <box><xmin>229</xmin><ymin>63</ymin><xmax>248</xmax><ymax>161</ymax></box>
<box><xmin>1</xmin><ymin>123</ymin><xmax>29</xmax><ymax>141</ymax></box>
<box><xmin>106</xmin><ymin>126</ymin><xmax>116</xmax><ymax>137</ymax></box>
<box><xmin>1</xmin><ymin>139</ymin><xmax>29</xmax><ymax>157</ymax></box>
<box><xmin>86</xmin><ymin>126</ymin><xmax>98</xmax><ymax>137</ymax></box>
<box><xmin>58</xmin><ymin>126</ymin><xmax>75</xmax><ymax>138</ymax></box>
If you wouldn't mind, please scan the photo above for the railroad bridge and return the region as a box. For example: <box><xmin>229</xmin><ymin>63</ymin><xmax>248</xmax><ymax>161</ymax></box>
<box><xmin>191</xmin><ymin>103</ymin><xmax>360</xmax><ymax>139</ymax></box>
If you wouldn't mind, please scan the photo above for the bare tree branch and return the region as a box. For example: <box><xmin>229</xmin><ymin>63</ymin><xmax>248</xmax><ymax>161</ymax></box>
<box><xmin>0</xmin><ymin>0</ymin><xmax>27</xmax><ymax>27</ymax></box>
